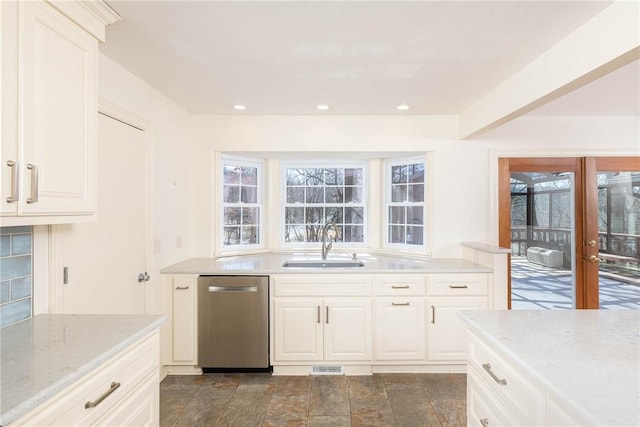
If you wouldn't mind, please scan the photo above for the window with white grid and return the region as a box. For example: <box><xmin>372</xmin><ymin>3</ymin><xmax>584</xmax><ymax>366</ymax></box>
<box><xmin>282</xmin><ymin>164</ymin><xmax>366</xmax><ymax>246</ymax></box>
<box><xmin>385</xmin><ymin>158</ymin><xmax>425</xmax><ymax>248</ymax></box>
<box><xmin>221</xmin><ymin>158</ymin><xmax>262</xmax><ymax>249</ymax></box>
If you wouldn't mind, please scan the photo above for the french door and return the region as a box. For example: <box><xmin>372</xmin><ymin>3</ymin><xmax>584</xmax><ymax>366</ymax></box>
<box><xmin>499</xmin><ymin>157</ymin><xmax>639</xmax><ymax>309</ymax></box>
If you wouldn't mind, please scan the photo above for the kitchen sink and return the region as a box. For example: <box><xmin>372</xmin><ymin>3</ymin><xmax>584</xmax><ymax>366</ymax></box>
<box><xmin>282</xmin><ymin>260</ymin><xmax>365</xmax><ymax>268</ymax></box>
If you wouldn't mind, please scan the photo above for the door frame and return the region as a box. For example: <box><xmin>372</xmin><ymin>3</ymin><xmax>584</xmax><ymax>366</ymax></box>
<box><xmin>498</xmin><ymin>157</ymin><xmax>585</xmax><ymax>309</ymax></box>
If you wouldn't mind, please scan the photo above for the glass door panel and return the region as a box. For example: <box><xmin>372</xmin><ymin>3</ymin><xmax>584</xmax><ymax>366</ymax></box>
<box><xmin>594</xmin><ymin>171</ymin><xmax>640</xmax><ymax>309</ymax></box>
<box><xmin>509</xmin><ymin>171</ymin><xmax>577</xmax><ymax>309</ymax></box>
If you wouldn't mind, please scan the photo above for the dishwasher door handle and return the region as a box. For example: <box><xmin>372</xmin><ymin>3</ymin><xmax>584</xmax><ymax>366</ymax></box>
<box><xmin>208</xmin><ymin>285</ymin><xmax>258</xmax><ymax>292</ymax></box>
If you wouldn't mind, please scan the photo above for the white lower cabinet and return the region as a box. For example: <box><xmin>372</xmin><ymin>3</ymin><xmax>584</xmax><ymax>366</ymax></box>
<box><xmin>373</xmin><ymin>274</ymin><xmax>426</xmax><ymax>361</ymax></box>
<box><xmin>273</xmin><ymin>297</ymin><xmax>372</xmax><ymax>362</ymax></box>
<box><xmin>373</xmin><ymin>298</ymin><xmax>425</xmax><ymax>360</ymax></box>
<box><xmin>13</xmin><ymin>332</ymin><xmax>160</xmax><ymax>427</ymax></box>
<box><xmin>427</xmin><ymin>273</ymin><xmax>489</xmax><ymax>363</ymax></box>
<box><xmin>271</xmin><ymin>275</ymin><xmax>373</xmax><ymax>365</ymax></box>
<box><xmin>161</xmin><ymin>274</ymin><xmax>198</xmax><ymax>367</ymax></box>
<box><xmin>427</xmin><ymin>296</ymin><xmax>487</xmax><ymax>362</ymax></box>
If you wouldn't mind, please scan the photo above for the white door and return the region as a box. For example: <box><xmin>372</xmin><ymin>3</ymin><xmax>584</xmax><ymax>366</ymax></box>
<box><xmin>53</xmin><ymin>113</ymin><xmax>148</xmax><ymax>314</ymax></box>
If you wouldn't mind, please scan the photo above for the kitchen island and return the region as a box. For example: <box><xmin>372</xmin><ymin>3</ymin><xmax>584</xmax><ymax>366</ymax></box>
<box><xmin>460</xmin><ymin>309</ymin><xmax>640</xmax><ymax>426</ymax></box>
<box><xmin>0</xmin><ymin>314</ymin><xmax>165</xmax><ymax>426</ymax></box>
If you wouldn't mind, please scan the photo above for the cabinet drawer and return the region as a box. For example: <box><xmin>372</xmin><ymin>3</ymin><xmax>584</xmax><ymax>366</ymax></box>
<box><xmin>374</xmin><ymin>275</ymin><xmax>425</xmax><ymax>296</ymax></box>
<box><xmin>427</xmin><ymin>274</ymin><xmax>488</xmax><ymax>296</ymax></box>
<box><xmin>468</xmin><ymin>334</ymin><xmax>544</xmax><ymax>425</ymax></box>
<box><xmin>16</xmin><ymin>332</ymin><xmax>159</xmax><ymax>426</ymax></box>
<box><xmin>467</xmin><ymin>366</ymin><xmax>524</xmax><ymax>426</ymax></box>
<box><xmin>273</xmin><ymin>275</ymin><xmax>372</xmax><ymax>296</ymax></box>
<box><xmin>94</xmin><ymin>371</ymin><xmax>159</xmax><ymax>427</ymax></box>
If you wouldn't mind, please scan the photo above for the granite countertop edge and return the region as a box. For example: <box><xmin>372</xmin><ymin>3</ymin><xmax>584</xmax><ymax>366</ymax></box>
<box><xmin>1</xmin><ymin>315</ymin><xmax>166</xmax><ymax>426</ymax></box>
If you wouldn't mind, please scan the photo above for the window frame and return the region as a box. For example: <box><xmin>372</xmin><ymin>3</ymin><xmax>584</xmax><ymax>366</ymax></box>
<box><xmin>219</xmin><ymin>155</ymin><xmax>264</xmax><ymax>252</ymax></box>
<box><xmin>280</xmin><ymin>160</ymin><xmax>369</xmax><ymax>248</ymax></box>
<box><xmin>383</xmin><ymin>156</ymin><xmax>427</xmax><ymax>252</ymax></box>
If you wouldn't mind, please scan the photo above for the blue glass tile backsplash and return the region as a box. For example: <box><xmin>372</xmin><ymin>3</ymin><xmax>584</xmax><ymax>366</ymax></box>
<box><xmin>0</xmin><ymin>227</ymin><xmax>33</xmax><ymax>328</ymax></box>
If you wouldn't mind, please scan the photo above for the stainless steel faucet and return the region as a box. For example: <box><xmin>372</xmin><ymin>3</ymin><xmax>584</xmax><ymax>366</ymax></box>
<box><xmin>321</xmin><ymin>221</ymin><xmax>339</xmax><ymax>260</ymax></box>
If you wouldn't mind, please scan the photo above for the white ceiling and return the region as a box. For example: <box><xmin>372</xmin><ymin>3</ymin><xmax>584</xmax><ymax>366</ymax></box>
<box><xmin>101</xmin><ymin>0</ymin><xmax>635</xmax><ymax>116</ymax></box>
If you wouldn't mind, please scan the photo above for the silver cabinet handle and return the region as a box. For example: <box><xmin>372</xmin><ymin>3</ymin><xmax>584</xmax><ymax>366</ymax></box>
<box><xmin>391</xmin><ymin>285</ymin><xmax>410</xmax><ymax>289</ymax></box>
<box><xmin>175</xmin><ymin>286</ymin><xmax>189</xmax><ymax>290</ymax></box>
<box><xmin>26</xmin><ymin>163</ymin><xmax>38</xmax><ymax>204</ymax></box>
<box><xmin>482</xmin><ymin>363</ymin><xmax>507</xmax><ymax>385</ymax></box>
<box><xmin>480</xmin><ymin>418</ymin><xmax>489</xmax><ymax>427</ymax></box>
<box><xmin>392</xmin><ymin>302</ymin><xmax>410</xmax><ymax>306</ymax></box>
<box><xmin>137</xmin><ymin>272</ymin><xmax>150</xmax><ymax>283</ymax></box>
<box><xmin>317</xmin><ymin>305</ymin><xmax>320</xmax><ymax>323</ymax></box>
<box><xmin>6</xmin><ymin>160</ymin><xmax>18</xmax><ymax>203</ymax></box>
<box><xmin>325</xmin><ymin>305</ymin><xmax>329</xmax><ymax>324</ymax></box>
<box><xmin>85</xmin><ymin>382</ymin><xmax>120</xmax><ymax>409</ymax></box>
<box><xmin>431</xmin><ymin>305</ymin><xmax>435</xmax><ymax>323</ymax></box>
<box><xmin>208</xmin><ymin>285</ymin><xmax>256</xmax><ymax>292</ymax></box>
<box><xmin>449</xmin><ymin>285</ymin><xmax>468</xmax><ymax>289</ymax></box>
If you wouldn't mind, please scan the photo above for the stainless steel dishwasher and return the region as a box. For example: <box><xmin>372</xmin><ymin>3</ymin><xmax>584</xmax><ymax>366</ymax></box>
<box><xmin>197</xmin><ymin>275</ymin><xmax>270</xmax><ymax>370</ymax></box>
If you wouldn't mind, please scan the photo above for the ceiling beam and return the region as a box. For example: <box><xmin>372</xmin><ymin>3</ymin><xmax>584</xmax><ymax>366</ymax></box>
<box><xmin>459</xmin><ymin>0</ymin><xmax>640</xmax><ymax>140</ymax></box>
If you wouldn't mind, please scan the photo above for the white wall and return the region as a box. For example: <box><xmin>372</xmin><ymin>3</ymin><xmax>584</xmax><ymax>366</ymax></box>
<box><xmin>193</xmin><ymin>115</ymin><xmax>493</xmax><ymax>258</ymax></box>
<box><xmin>192</xmin><ymin>114</ymin><xmax>638</xmax><ymax>258</ymax></box>
<box><xmin>97</xmin><ymin>54</ymin><xmax>196</xmax><ymax>310</ymax></box>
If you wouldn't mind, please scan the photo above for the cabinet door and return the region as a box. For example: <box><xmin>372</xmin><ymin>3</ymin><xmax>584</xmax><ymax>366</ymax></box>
<box><xmin>1</xmin><ymin>1</ymin><xmax>19</xmax><ymax>215</ymax></box>
<box><xmin>324</xmin><ymin>298</ymin><xmax>372</xmax><ymax>361</ymax></box>
<box><xmin>172</xmin><ymin>276</ymin><xmax>197</xmax><ymax>364</ymax></box>
<box><xmin>273</xmin><ymin>298</ymin><xmax>323</xmax><ymax>361</ymax></box>
<box><xmin>374</xmin><ymin>298</ymin><xmax>425</xmax><ymax>360</ymax></box>
<box><xmin>18</xmin><ymin>0</ymin><xmax>97</xmax><ymax>215</ymax></box>
<box><xmin>427</xmin><ymin>296</ymin><xmax>487</xmax><ymax>362</ymax></box>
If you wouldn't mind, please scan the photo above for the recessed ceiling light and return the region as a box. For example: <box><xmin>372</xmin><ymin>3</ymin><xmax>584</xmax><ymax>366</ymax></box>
<box><xmin>397</xmin><ymin>104</ymin><xmax>410</xmax><ymax>111</ymax></box>
<box><xmin>316</xmin><ymin>104</ymin><xmax>330</xmax><ymax>111</ymax></box>
<box><xmin>233</xmin><ymin>105</ymin><xmax>246</xmax><ymax>110</ymax></box>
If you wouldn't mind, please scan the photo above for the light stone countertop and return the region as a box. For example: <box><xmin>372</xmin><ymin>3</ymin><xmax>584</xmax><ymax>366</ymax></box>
<box><xmin>459</xmin><ymin>309</ymin><xmax>640</xmax><ymax>426</ymax></box>
<box><xmin>160</xmin><ymin>252</ymin><xmax>492</xmax><ymax>274</ymax></box>
<box><xmin>0</xmin><ymin>314</ymin><xmax>165</xmax><ymax>426</ymax></box>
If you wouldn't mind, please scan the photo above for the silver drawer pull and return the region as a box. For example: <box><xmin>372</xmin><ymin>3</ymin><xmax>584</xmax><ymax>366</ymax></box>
<box><xmin>392</xmin><ymin>302</ymin><xmax>410</xmax><ymax>306</ymax></box>
<box><xmin>26</xmin><ymin>163</ymin><xmax>38</xmax><ymax>203</ymax></box>
<box><xmin>482</xmin><ymin>363</ymin><xmax>507</xmax><ymax>385</ymax></box>
<box><xmin>480</xmin><ymin>418</ymin><xmax>489</xmax><ymax>427</ymax></box>
<box><xmin>391</xmin><ymin>285</ymin><xmax>410</xmax><ymax>289</ymax></box>
<box><xmin>85</xmin><ymin>382</ymin><xmax>120</xmax><ymax>409</ymax></box>
<box><xmin>175</xmin><ymin>286</ymin><xmax>189</xmax><ymax>290</ymax></box>
<box><xmin>449</xmin><ymin>285</ymin><xmax>468</xmax><ymax>289</ymax></box>
<box><xmin>6</xmin><ymin>160</ymin><xmax>19</xmax><ymax>203</ymax></box>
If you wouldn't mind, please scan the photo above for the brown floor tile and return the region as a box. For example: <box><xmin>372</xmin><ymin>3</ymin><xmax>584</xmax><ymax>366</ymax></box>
<box><xmin>420</xmin><ymin>374</ymin><xmax>466</xmax><ymax>400</ymax></box>
<box><xmin>307</xmin><ymin>415</ymin><xmax>352</xmax><ymax>426</ymax></box>
<box><xmin>171</xmin><ymin>397</ymin><xmax>228</xmax><ymax>427</ymax></box>
<box><xmin>218</xmin><ymin>392</ymin><xmax>272</xmax><ymax>427</ymax></box>
<box><xmin>348</xmin><ymin>375</ymin><xmax>388</xmax><ymax>399</ymax></box>
<box><xmin>350</xmin><ymin>398</ymin><xmax>395</xmax><ymax>426</ymax></box>
<box><xmin>309</xmin><ymin>376</ymin><xmax>350</xmax><ymax>416</ymax></box>
<box><xmin>159</xmin><ymin>397</ymin><xmax>190</xmax><ymax>427</ymax></box>
<box><xmin>390</xmin><ymin>397</ymin><xmax>441</xmax><ymax>427</ymax></box>
<box><xmin>430</xmin><ymin>399</ymin><xmax>466</xmax><ymax>427</ymax></box>
<box><xmin>273</xmin><ymin>376</ymin><xmax>312</xmax><ymax>397</ymax></box>
<box><xmin>159</xmin><ymin>372</ymin><xmax>468</xmax><ymax>427</ymax></box>
<box><xmin>262</xmin><ymin>395</ymin><xmax>309</xmax><ymax>426</ymax></box>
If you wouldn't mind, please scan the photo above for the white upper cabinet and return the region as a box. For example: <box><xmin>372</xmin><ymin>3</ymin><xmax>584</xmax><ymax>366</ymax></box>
<box><xmin>1</xmin><ymin>0</ymin><xmax>118</xmax><ymax>225</ymax></box>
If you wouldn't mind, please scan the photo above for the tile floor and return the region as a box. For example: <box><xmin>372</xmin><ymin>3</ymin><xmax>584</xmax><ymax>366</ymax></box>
<box><xmin>160</xmin><ymin>373</ymin><xmax>467</xmax><ymax>427</ymax></box>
